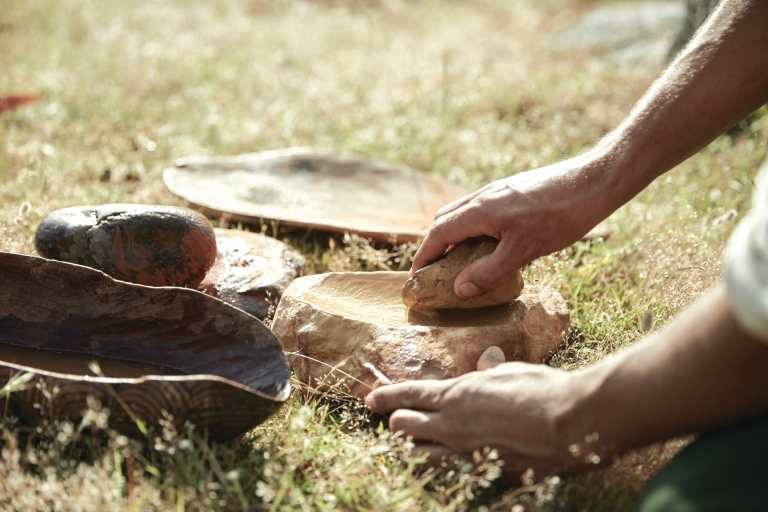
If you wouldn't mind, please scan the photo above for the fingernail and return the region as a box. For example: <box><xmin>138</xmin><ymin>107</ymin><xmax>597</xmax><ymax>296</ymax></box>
<box><xmin>458</xmin><ymin>282</ymin><xmax>480</xmax><ymax>298</ymax></box>
<box><xmin>489</xmin><ymin>346</ymin><xmax>505</xmax><ymax>361</ymax></box>
<box><xmin>365</xmin><ymin>394</ymin><xmax>375</xmax><ymax>411</ymax></box>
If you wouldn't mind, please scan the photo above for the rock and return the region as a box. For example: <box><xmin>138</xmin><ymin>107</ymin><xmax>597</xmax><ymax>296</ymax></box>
<box><xmin>35</xmin><ymin>204</ymin><xmax>217</xmax><ymax>288</ymax></box>
<box><xmin>402</xmin><ymin>240</ymin><xmax>524</xmax><ymax>310</ymax></box>
<box><xmin>272</xmin><ymin>272</ymin><xmax>569</xmax><ymax>399</ymax></box>
<box><xmin>197</xmin><ymin>229</ymin><xmax>307</xmax><ymax>320</ymax></box>
<box><xmin>553</xmin><ymin>2</ymin><xmax>686</xmax><ymax>66</ymax></box>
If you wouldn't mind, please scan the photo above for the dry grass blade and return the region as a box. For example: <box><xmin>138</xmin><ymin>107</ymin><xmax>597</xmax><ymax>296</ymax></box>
<box><xmin>284</xmin><ymin>351</ymin><xmax>375</xmax><ymax>391</ymax></box>
<box><xmin>1</xmin><ymin>0</ymin><xmax>766</xmax><ymax>509</ymax></box>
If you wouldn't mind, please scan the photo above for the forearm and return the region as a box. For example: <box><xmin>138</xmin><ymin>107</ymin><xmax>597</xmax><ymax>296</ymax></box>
<box><xmin>554</xmin><ymin>0</ymin><xmax>768</xmax><ymax>461</ymax></box>
<box><xmin>567</xmin><ymin>285</ymin><xmax>768</xmax><ymax>460</ymax></box>
<box><xmin>413</xmin><ymin>0</ymin><xmax>768</xmax><ymax>290</ymax></box>
<box><xmin>583</xmin><ymin>0</ymin><xmax>768</xmax><ymax>214</ymax></box>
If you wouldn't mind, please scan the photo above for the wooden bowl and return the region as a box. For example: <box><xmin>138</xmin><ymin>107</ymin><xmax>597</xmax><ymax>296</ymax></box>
<box><xmin>0</xmin><ymin>252</ymin><xmax>290</xmax><ymax>441</ymax></box>
<box><xmin>163</xmin><ymin>148</ymin><xmax>470</xmax><ymax>243</ymax></box>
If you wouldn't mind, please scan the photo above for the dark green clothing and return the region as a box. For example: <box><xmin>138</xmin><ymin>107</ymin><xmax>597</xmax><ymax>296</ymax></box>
<box><xmin>636</xmin><ymin>409</ymin><xmax>768</xmax><ymax>512</ymax></box>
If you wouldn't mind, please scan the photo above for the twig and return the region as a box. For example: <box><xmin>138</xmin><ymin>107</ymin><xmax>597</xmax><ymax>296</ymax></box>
<box><xmin>283</xmin><ymin>351</ymin><xmax>374</xmax><ymax>390</ymax></box>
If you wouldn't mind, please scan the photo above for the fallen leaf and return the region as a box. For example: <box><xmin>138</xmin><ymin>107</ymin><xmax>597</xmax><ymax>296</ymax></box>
<box><xmin>0</xmin><ymin>94</ymin><xmax>41</xmax><ymax>113</ymax></box>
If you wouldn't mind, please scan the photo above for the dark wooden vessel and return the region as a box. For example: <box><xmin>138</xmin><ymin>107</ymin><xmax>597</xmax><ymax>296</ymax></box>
<box><xmin>0</xmin><ymin>252</ymin><xmax>290</xmax><ymax>441</ymax></box>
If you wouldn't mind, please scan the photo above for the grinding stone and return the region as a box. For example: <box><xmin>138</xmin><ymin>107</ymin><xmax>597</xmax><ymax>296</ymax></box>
<box><xmin>271</xmin><ymin>272</ymin><xmax>570</xmax><ymax>399</ymax></box>
<box><xmin>402</xmin><ymin>240</ymin><xmax>524</xmax><ymax>310</ymax></box>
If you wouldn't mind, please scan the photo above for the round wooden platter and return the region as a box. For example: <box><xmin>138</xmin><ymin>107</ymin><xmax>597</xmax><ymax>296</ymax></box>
<box><xmin>163</xmin><ymin>147</ymin><xmax>471</xmax><ymax>243</ymax></box>
<box><xmin>0</xmin><ymin>252</ymin><xmax>291</xmax><ymax>441</ymax></box>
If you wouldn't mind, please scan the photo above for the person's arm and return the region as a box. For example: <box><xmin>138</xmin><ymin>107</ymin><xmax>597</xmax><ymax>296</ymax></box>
<box><xmin>366</xmin><ymin>285</ymin><xmax>768</xmax><ymax>476</ymax></box>
<box><xmin>413</xmin><ymin>0</ymin><xmax>768</xmax><ymax>300</ymax></box>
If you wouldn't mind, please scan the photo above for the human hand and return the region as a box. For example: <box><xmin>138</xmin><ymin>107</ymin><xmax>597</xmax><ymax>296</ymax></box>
<box><xmin>412</xmin><ymin>157</ymin><xmax>610</xmax><ymax>298</ymax></box>
<box><xmin>366</xmin><ymin>346</ymin><xmax>603</xmax><ymax>478</ymax></box>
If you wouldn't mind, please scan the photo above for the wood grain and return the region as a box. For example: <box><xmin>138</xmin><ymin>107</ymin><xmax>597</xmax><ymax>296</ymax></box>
<box><xmin>0</xmin><ymin>252</ymin><xmax>290</xmax><ymax>440</ymax></box>
<box><xmin>164</xmin><ymin>148</ymin><xmax>470</xmax><ymax>243</ymax></box>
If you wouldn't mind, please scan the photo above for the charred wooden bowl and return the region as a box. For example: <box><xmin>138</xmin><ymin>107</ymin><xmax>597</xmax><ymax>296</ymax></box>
<box><xmin>0</xmin><ymin>252</ymin><xmax>290</xmax><ymax>441</ymax></box>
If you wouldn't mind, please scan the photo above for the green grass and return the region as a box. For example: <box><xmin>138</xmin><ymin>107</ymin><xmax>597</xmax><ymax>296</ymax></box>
<box><xmin>2</xmin><ymin>0</ymin><xmax>768</xmax><ymax>510</ymax></box>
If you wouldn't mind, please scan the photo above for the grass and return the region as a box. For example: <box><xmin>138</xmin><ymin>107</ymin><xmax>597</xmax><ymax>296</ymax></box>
<box><xmin>1</xmin><ymin>0</ymin><xmax>768</xmax><ymax>509</ymax></box>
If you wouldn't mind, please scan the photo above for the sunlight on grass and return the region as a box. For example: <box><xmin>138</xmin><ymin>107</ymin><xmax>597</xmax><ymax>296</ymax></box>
<box><xmin>1</xmin><ymin>0</ymin><xmax>767</xmax><ymax>510</ymax></box>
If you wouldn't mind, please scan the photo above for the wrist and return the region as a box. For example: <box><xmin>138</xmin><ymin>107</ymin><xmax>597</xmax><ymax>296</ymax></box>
<box><xmin>554</xmin><ymin>150</ymin><xmax>628</xmax><ymax>230</ymax></box>
<box><xmin>551</xmin><ymin>362</ymin><xmax>630</xmax><ymax>471</ymax></box>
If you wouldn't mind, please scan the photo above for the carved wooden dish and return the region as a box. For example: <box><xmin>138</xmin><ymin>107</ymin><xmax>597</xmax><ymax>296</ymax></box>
<box><xmin>0</xmin><ymin>252</ymin><xmax>290</xmax><ymax>441</ymax></box>
<box><xmin>163</xmin><ymin>148</ymin><xmax>470</xmax><ymax>242</ymax></box>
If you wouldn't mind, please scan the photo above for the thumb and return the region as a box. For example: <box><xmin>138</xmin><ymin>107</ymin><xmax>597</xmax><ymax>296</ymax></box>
<box><xmin>454</xmin><ymin>236</ymin><xmax>521</xmax><ymax>298</ymax></box>
<box><xmin>477</xmin><ymin>346</ymin><xmax>505</xmax><ymax>371</ymax></box>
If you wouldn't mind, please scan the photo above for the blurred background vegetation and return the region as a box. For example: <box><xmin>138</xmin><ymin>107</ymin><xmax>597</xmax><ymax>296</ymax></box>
<box><xmin>1</xmin><ymin>0</ymin><xmax>766</xmax><ymax>510</ymax></box>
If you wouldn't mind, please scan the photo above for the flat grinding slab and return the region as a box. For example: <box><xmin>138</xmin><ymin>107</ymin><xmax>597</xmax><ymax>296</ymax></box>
<box><xmin>271</xmin><ymin>272</ymin><xmax>570</xmax><ymax>398</ymax></box>
<box><xmin>163</xmin><ymin>148</ymin><xmax>471</xmax><ymax>242</ymax></box>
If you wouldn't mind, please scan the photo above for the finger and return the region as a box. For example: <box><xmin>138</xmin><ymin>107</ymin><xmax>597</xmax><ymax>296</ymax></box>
<box><xmin>433</xmin><ymin>187</ymin><xmax>486</xmax><ymax>220</ymax></box>
<box><xmin>453</xmin><ymin>234</ymin><xmax>526</xmax><ymax>297</ymax></box>
<box><xmin>409</xmin><ymin>237</ymin><xmax>449</xmax><ymax>277</ymax></box>
<box><xmin>410</xmin><ymin>443</ymin><xmax>460</xmax><ymax>468</ymax></box>
<box><xmin>476</xmin><ymin>346</ymin><xmax>505</xmax><ymax>371</ymax></box>
<box><xmin>389</xmin><ymin>409</ymin><xmax>442</xmax><ymax>442</ymax></box>
<box><xmin>365</xmin><ymin>379</ymin><xmax>448</xmax><ymax>413</ymax></box>
<box><xmin>434</xmin><ymin>196</ymin><xmax>471</xmax><ymax>220</ymax></box>
<box><xmin>410</xmin><ymin>208</ymin><xmax>488</xmax><ymax>275</ymax></box>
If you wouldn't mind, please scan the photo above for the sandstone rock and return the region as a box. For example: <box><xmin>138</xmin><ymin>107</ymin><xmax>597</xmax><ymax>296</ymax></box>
<box><xmin>402</xmin><ymin>240</ymin><xmax>524</xmax><ymax>310</ymax></box>
<box><xmin>35</xmin><ymin>204</ymin><xmax>217</xmax><ymax>288</ymax></box>
<box><xmin>272</xmin><ymin>272</ymin><xmax>569</xmax><ymax>399</ymax></box>
<box><xmin>197</xmin><ymin>229</ymin><xmax>306</xmax><ymax>320</ymax></box>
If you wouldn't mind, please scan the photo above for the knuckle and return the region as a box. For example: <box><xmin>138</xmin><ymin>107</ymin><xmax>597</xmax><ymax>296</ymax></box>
<box><xmin>431</xmin><ymin>216</ymin><xmax>451</xmax><ymax>233</ymax></box>
<box><xmin>469</xmin><ymin>263</ymin><xmax>502</xmax><ymax>289</ymax></box>
<box><xmin>400</xmin><ymin>387</ymin><xmax>423</xmax><ymax>409</ymax></box>
<box><xmin>435</xmin><ymin>205</ymin><xmax>451</xmax><ymax>219</ymax></box>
